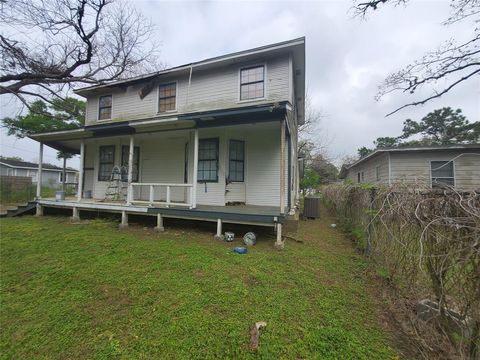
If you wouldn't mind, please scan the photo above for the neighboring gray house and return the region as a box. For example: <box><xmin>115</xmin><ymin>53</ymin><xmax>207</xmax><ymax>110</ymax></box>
<box><xmin>0</xmin><ymin>159</ymin><xmax>77</xmax><ymax>188</ymax></box>
<box><xmin>28</xmin><ymin>37</ymin><xmax>306</xmax><ymax>247</ymax></box>
<box><xmin>340</xmin><ymin>144</ymin><xmax>480</xmax><ymax>190</ymax></box>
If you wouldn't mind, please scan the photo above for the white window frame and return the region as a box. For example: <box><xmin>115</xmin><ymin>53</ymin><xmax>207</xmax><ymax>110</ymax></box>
<box><xmin>238</xmin><ymin>63</ymin><xmax>267</xmax><ymax>103</ymax></box>
<box><xmin>430</xmin><ymin>160</ymin><xmax>455</xmax><ymax>188</ymax></box>
<box><xmin>97</xmin><ymin>94</ymin><xmax>113</xmax><ymax>121</ymax></box>
<box><xmin>375</xmin><ymin>166</ymin><xmax>381</xmax><ymax>181</ymax></box>
<box><xmin>156</xmin><ymin>81</ymin><xmax>178</xmax><ymax>114</ymax></box>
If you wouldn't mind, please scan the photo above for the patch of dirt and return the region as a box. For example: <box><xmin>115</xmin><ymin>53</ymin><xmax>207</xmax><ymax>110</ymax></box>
<box><xmin>242</xmin><ymin>274</ymin><xmax>260</xmax><ymax>287</ymax></box>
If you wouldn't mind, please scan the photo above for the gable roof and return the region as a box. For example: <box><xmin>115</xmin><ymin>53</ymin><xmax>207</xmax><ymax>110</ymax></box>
<box><xmin>0</xmin><ymin>159</ymin><xmax>77</xmax><ymax>172</ymax></box>
<box><xmin>346</xmin><ymin>143</ymin><xmax>480</xmax><ymax>170</ymax></box>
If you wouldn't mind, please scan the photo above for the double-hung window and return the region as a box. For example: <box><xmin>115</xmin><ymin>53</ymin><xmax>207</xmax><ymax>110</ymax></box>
<box><xmin>228</xmin><ymin>140</ymin><xmax>245</xmax><ymax>182</ymax></box>
<box><xmin>98</xmin><ymin>146</ymin><xmax>115</xmax><ymax>181</ymax></box>
<box><xmin>197</xmin><ymin>138</ymin><xmax>219</xmax><ymax>182</ymax></box>
<box><xmin>158</xmin><ymin>83</ymin><xmax>176</xmax><ymax>112</ymax></box>
<box><xmin>431</xmin><ymin>161</ymin><xmax>454</xmax><ymax>188</ymax></box>
<box><xmin>240</xmin><ymin>65</ymin><xmax>264</xmax><ymax>100</ymax></box>
<box><xmin>98</xmin><ymin>95</ymin><xmax>112</xmax><ymax>120</ymax></box>
<box><xmin>121</xmin><ymin>146</ymin><xmax>140</xmax><ymax>182</ymax></box>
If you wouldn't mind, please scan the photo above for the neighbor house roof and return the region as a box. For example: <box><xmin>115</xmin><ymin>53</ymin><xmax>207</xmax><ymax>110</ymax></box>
<box><xmin>346</xmin><ymin>143</ymin><xmax>480</xmax><ymax>170</ymax></box>
<box><xmin>0</xmin><ymin>159</ymin><xmax>77</xmax><ymax>172</ymax></box>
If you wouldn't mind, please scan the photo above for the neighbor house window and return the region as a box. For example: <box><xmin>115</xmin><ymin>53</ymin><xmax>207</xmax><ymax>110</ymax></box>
<box><xmin>229</xmin><ymin>140</ymin><xmax>245</xmax><ymax>182</ymax></box>
<box><xmin>158</xmin><ymin>83</ymin><xmax>176</xmax><ymax>112</ymax></box>
<box><xmin>98</xmin><ymin>145</ymin><xmax>115</xmax><ymax>181</ymax></box>
<box><xmin>98</xmin><ymin>95</ymin><xmax>112</xmax><ymax>120</ymax></box>
<box><xmin>375</xmin><ymin>166</ymin><xmax>381</xmax><ymax>181</ymax></box>
<box><xmin>431</xmin><ymin>161</ymin><xmax>454</xmax><ymax>188</ymax></box>
<box><xmin>361</xmin><ymin>172</ymin><xmax>365</xmax><ymax>182</ymax></box>
<box><xmin>357</xmin><ymin>172</ymin><xmax>361</xmax><ymax>183</ymax></box>
<box><xmin>121</xmin><ymin>146</ymin><xmax>140</xmax><ymax>182</ymax></box>
<box><xmin>197</xmin><ymin>138</ymin><xmax>219</xmax><ymax>182</ymax></box>
<box><xmin>240</xmin><ymin>65</ymin><xmax>264</xmax><ymax>100</ymax></box>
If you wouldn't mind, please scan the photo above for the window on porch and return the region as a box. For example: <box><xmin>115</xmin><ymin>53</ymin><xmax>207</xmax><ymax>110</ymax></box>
<box><xmin>98</xmin><ymin>146</ymin><xmax>115</xmax><ymax>181</ymax></box>
<box><xmin>121</xmin><ymin>146</ymin><xmax>140</xmax><ymax>182</ymax></box>
<box><xmin>198</xmin><ymin>138</ymin><xmax>218</xmax><ymax>182</ymax></box>
<box><xmin>228</xmin><ymin>140</ymin><xmax>245</xmax><ymax>182</ymax></box>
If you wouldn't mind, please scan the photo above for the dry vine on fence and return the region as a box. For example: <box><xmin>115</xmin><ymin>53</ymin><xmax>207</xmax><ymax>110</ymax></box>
<box><xmin>323</xmin><ymin>182</ymin><xmax>480</xmax><ymax>359</ymax></box>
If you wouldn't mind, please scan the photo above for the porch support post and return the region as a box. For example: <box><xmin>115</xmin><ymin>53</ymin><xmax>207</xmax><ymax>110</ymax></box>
<box><xmin>214</xmin><ymin>218</ymin><xmax>224</xmax><ymax>241</ymax></box>
<box><xmin>192</xmin><ymin>128</ymin><xmax>199</xmax><ymax>208</ymax></box>
<box><xmin>274</xmin><ymin>223</ymin><xmax>284</xmax><ymax>250</ymax></box>
<box><xmin>35</xmin><ymin>204</ymin><xmax>43</xmax><ymax>217</ymax></box>
<box><xmin>154</xmin><ymin>213</ymin><xmax>164</xmax><ymax>232</ymax></box>
<box><xmin>126</xmin><ymin>135</ymin><xmax>134</xmax><ymax>205</ymax></box>
<box><xmin>72</xmin><ymin>206</ymin><xmax>80</xmax><ymax>222</ymax></box>
<box><xmin>36</xmin><ymin>142</ymin><xmax>43</xmax><ymax>199</ymax></box>
<box><xmin>280</xmin><ymin>119</ymin><xmax>286</xmax><ymax>214</ymax></box>
<box><xmin>119</xmin><ymin>210</ymin><xmax>129</xmax><ymax>229</ymax></box>
<box><xmin>77</xmin><ymin>140</ymin><xmax>85</xmax><ymax>202</ymax></box>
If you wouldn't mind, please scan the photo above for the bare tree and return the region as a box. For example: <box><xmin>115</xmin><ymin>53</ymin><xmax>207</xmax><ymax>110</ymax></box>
<box><xmin>298</xmin><ymin>93</ymin><xmax>331</xmax><ymax>159</ymax></box>
<box><xmin>353</xmin><ymin>0</ymin><xmax>480</xmax><ymax>116</ymax></box>
<box><xmin>0</xmin><ymin>0</ymin><xmax>161</xmax><ymax>110</ymax></box>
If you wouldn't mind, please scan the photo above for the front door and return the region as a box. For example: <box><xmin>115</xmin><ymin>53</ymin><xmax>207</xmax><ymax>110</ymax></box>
<box><xmin>225</xmin><ymin>139</ymin><xmax>246</xmax><ymax>205</ymax></box>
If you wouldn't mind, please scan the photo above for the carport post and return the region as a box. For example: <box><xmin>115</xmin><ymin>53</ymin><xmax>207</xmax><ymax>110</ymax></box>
<box><xmin>77</xmin><ymin>140</ymin><xmax>85</xmax><ymax>202</ymax></box>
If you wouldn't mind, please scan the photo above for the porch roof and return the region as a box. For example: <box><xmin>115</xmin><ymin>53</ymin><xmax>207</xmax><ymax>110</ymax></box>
<box><xmin>28</xmin><ymin>102</ymin><xmax>288</xmax><ymax>154</ymax></box>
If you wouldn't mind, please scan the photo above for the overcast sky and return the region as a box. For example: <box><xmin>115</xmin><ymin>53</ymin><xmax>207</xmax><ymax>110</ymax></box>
<box><xmin>1</xmin><ymin>0</ymin><xmax>478</xmax><ymax>167</ymax></box>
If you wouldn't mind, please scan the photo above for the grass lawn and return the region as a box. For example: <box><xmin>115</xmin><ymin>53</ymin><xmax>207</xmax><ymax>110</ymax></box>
<box><xmin>0</xmin><ymin>210</ymin><xmax>397</xmax><ymax>359</ymax></box>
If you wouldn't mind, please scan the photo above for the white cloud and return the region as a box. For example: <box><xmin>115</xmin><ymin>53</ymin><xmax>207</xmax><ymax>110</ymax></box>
<box><xmin>1</xmin><ymin>0</ymin><xmax>478</xmax><ymax>167</ymax></box>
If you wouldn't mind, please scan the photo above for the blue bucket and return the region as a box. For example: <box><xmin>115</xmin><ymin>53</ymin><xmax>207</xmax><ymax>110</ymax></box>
<box><xmin>232</xmin><ymin>247</ymin><xmax>248</xmax><ymax>254</ymax></box>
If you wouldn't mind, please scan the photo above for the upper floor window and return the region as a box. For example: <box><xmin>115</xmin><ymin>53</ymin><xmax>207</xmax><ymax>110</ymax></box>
<box><xmin>98</xmin><ymin>95</ymin><xmax>112</xmax><ymax>120</ymax></box>
<box><xmin>158</xmin><ymin>83</ymin><xmax>176</xmax><ymax>112</ymax></box>
<box><xmin>431</xmin><ymin>161</ymin><xmax>454</xmax><ymax>188</ymax></box>
<box><xmin>240</xmin><ymin>65</ymin><xmax>264</xmax><ymax>100</ymax></box>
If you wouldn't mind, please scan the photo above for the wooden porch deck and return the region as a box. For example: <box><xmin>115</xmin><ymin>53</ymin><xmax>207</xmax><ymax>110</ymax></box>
<box><xmin>37</xmin><ymin>197</ymin><xmax>284</xmax><ymax>226</ymax></box>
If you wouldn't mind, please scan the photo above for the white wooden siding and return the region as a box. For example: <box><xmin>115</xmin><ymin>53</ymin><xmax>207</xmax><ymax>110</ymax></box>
<box><xmin>346</xmin><ymin>150</ymin><xmax>480</xmax><ymax>190</ymax></box>
<box><xmin>346</xmin><ymin>153</ymin><xmax>390</xmax><ymax>185</ymax></box>
<box><xmin>85</xmin><ymin>56</ymin><xmax>291</xmax><ymax>125</ymax></box>
<box><xmin>83</xmin><ymin>122</ymin><xmax>286</xmax><ymax>207</ymax></box>
<box><xmin>390</xmin><ymin>150</ymin><xmax>480</xmax><ymax>190</ymax></box>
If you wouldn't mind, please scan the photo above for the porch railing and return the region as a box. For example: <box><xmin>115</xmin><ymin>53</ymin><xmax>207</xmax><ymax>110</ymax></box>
<box><xmin>129</xmin><ymin>183</ymin><xmax>194</xmax><ymax>208</ymax></box>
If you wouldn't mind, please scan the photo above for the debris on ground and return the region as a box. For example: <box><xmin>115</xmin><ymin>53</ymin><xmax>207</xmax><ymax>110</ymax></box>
<box><xmin>249</xmin><ymin>321</ymin><xmax>267</xmax><ymax>351</ymax></box>
<box><xmin>243</xmin><ymin>232</ymin><xmax>256</xmax><ymax>246</ymax></box>
<box><xmin>330</xmin><ymin>224</ymin><xmax>337</xmax><ymax>228</ymax></box>
<box><xmin>232</xmin><ymin>247</ymin><xmax>248</xmax><ymax>254</ymax></box>
<box><xmin>224</xmin><ymin>231</ymin><xmax>235</xmax><ymax>242</ymax></box>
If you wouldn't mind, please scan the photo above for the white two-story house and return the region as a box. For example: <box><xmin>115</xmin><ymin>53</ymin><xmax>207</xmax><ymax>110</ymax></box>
<box><xmin>30</xmin><ymin>37</ymin><xmax>306</xmax><ymax>247</ymax></box>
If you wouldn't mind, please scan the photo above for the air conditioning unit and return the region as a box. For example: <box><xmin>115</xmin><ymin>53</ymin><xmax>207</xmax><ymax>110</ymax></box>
<box><xmin>303</xmin><ymin>197</ymin><xmax>320</xmax><ymax>219</ymax></box>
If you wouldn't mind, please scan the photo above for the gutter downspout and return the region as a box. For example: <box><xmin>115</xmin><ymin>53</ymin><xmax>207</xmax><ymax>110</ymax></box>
<box><xmin>185</xmin><ymin>65</ymin><xmax>193</xmax><ymax>109</ymax></box>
